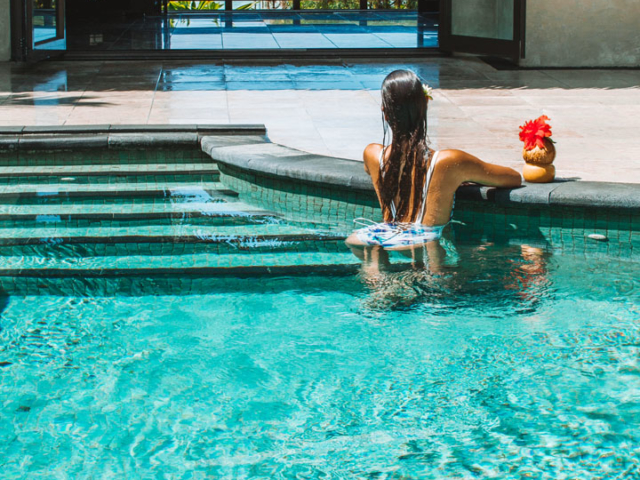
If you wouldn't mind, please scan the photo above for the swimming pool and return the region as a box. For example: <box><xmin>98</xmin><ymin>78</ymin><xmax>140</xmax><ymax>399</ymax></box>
<box><xmin>1</xmin><ymin>244</ymin><xmax>638</xmax><ymax>478</ymax></box>
<box><xmin>0</xmin><ymin>128</ymin><xmax>639</xmax><ymax>478</ymax></box>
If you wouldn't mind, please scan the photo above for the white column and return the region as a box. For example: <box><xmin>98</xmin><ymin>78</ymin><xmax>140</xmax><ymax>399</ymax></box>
<box><xmin>0</xmin><ymin>0</ymin><xmax>11</xmax><ymax>61</ymax></box>
<box><xmin>521</xmin><ymin>0</ymin><xmax>640</xmax><ymax>67</ymax></box>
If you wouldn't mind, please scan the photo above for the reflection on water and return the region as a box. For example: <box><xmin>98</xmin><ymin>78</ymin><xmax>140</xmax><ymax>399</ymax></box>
<box><xmin>354</xmin><ymin>241</ymin><xmax>553</xmax><ymax>315</ymax></box>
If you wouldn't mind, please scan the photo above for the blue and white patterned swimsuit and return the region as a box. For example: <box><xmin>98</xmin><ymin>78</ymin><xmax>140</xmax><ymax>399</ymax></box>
<box><xmin>355</xmin><ymin>149</ymin><xmax>449</xmax><ymax>248</ymax></box>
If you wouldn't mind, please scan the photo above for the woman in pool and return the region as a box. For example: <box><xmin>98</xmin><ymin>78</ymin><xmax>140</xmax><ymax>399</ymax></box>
<box><xmin>346</xmin><ymin>69</ymin><xmax>522</xmax><ymax>260</ymax></box>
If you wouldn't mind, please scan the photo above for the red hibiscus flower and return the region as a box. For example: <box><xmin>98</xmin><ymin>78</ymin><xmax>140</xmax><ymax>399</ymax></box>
<box><xmin>519</xmin><ymin>115</ymin><xmax>553</xmax><ymax>151</ymax></box>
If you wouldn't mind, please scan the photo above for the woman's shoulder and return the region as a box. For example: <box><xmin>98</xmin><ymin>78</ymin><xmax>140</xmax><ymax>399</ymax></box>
<box><xmin>432</xmin><ymin>149</ymin><xmax>481</xmax><ymax>172</ymax></box>
<box><xmin>430</xmin><ymin>149</ymin><xmax>475</xmax><ymax>185</ymax></box>
<box><xmin>363</xmin><ymin>143</ymin><xmax>385</xmax><ymax>176</ymax></box>
<box><xmin>433</xmin><ymin>148</ymin><xmax>468</xmax><ymax>162</ymax></box>
<box><xmin>363</xmin><ymin>143</ymin><xmax>384</xmax><ymax>162</ymax></box>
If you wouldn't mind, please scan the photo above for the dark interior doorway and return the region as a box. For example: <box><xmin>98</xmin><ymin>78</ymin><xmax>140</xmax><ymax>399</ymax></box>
<box><xmin>11</xmin><ymin>0</ymin><xmax>526</xmax><ymax>64</ymax></box>
<box><xmin>59</xmin><ymin>2</ymin><xmax>440</xmax><ymax>57</ymax></box>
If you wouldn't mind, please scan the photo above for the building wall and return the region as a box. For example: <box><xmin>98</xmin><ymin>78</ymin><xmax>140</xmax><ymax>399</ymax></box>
<box><xmin>452</xmin><ymin>0</ymin><xmax>513</xmax><ymax>40</ymax></box>
<box><xmin>0</xmin><ymin>0</ymin><xmax>11</xmax><ymax>61</ymax></box>
<box><xmin>521</xmin><ymin>0</ymin><xmax>640</xmax><ymax>67</ymax></box>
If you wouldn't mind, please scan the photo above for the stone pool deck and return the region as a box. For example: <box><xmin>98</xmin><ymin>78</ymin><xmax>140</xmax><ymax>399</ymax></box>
<box><xmin>0</xmin><ymin>56</ymin><xmax>638</xmax><ymax>183</ymax></box>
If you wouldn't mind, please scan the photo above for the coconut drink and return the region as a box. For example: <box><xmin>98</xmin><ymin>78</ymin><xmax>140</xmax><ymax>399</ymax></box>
<box><xmin>519</xmin><ymin>115</ymin><xmax>556</xmax><ymax>183</ymax></box>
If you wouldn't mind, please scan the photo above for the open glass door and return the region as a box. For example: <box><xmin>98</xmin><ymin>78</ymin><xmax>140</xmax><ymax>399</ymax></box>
<box><xmin>32</xmin><ymin>0</ymin><xmax>65</xmax><ymax>46</ymax></box>
<box><xmin>14</xmin><ymin>0</ymin><xmax>66</xmax><ymax>60</ymax></box>
<box><xmin>439</xmin><ymin>0</ymin><xmax>524</xmax><ymax>62</ymax></box>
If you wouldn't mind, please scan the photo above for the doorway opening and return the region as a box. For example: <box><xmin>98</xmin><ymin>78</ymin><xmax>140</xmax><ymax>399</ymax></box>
<box><xmin>11</xmin><ymin>0</ymin><xmax>525</xmax><ymax>62</ymax></box>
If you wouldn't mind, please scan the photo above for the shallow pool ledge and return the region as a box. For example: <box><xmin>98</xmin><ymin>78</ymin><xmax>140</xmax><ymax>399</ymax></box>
<box><xmin>201</xmin><ymin>135</ymin><xmax>640</xmax><ymax>211</ymax></box>
<box><xmin>0</xmin><ymin>124</ymin><xmax>267</xmax><ymax>151</ymax></box>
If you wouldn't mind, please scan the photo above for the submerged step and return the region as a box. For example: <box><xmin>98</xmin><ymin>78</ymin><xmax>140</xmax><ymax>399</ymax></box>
<box><xmin>0</xmin><ymin>273</ymin><xmax>362</xmax><ymax>296</ymax></box>
<box><xmin>0</xmin><ymin>237</ymin><xmax>346</xmax><ymax>258</ymax></box>
<box><xmin>0</xmin><ymin>223</ymin><xmax>340</xmax><ymax>243</ymax></box>
<box><xmin>0</xmin><ymin>173</ymin><xmax>220</xmax><ymax>186</ymax></box>
<box><xmin>0</xmin><ymin>248</ymin><xmax>361</xmax><ymax>277</ymax></box>
<box><xmin>0</xmin><ymin>164</ymin><xmax>220</xmax><ymax>185</ymax></box>
<box><xmin>0</xmin><ymin>163</ymin><xmax>218</xmax><ymax>178</ymax></box>
<box><xmin>0</xmin><ymin>201</ymin><xmax>278</xmax><ymax>222</ymax></box>
<box><xmin>0</xmin><ymin>150</ymin><xmax>211</xmax><ymax>167</ymax></box>
<box><xmin>0</xmin><ymin>221</ymin><xmax>346</xmax><ymax>257</ymax></box>
<box><xmin>0</xmin><ymin>215</ymin><xmax>281</xmax><ymax>230</ymax></box>
<box><xmin>0</xmin><ymin>182</ymin><xmax>238</xmax><ymax>204</ymax></box>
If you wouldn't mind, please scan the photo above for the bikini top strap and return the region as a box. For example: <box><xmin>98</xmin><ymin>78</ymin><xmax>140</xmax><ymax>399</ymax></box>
<box><xmin>417</xmin><ymin>150</ymin><xmax>439</xmax><ymax>223</ymax></box>
<box><xmin>379</xmin><ymin>146</ymin><xmax>397</xmax><ymax>221</ymax></box>
<box><xmin>378</xmin><ymin>146</ymin><xmax>386</xmax><ymax>171</ymax></box>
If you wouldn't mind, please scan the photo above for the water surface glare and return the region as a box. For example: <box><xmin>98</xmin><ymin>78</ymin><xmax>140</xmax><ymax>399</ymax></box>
<box><xmin>0</xmin><ymin>250</ymin><xmax>639</xmax><ymax>479</ymax></box>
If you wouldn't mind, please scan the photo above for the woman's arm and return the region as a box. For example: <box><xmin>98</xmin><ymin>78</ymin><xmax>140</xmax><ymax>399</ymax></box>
<box><xmin>441</xmin><ymin>149</ymin><xmax>522</xmax><ymax>188</ymax></box>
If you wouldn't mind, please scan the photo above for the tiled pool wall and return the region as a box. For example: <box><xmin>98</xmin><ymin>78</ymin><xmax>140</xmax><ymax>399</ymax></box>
<box><xmin>0</xmin><ymin>135</ymin><xmax>636</xmax><ymax>297</ymax></box>
<box><xmin>0</xmin><ymin>147</ymin><xmax>212</xmax><ymax>167</ymax></box>
<box><xmin>452</xmin><ymin>200</ymin><xmax>638</xmax><ymax>259</ymax></box>
<box><xmin>0</xmin><ymin>148</ymin><xmax>214</xmax><ymax>187</ymax></box>
<box><xmin>0</xmin><ymin>147</ymin><xmax>216</xmax><ymax>216</ymax></box>
<box><xmin>1</xmin><ymin>143</ymin><xmax>637</xmax><ymax>259</ymax></box>
<box><xmin>219</xmin><ymin>165</ymin><xmax>640</xmax><ymax>260</ymax></box>
<box><xmin>219</xmin><ymin>164</ymin><xmax>381</xmax><ymax>231</ymax></box>
<box><xmin>1</xmin><ymin>129</ymin><xmax>637</xmax><ymax>265</ymax></box>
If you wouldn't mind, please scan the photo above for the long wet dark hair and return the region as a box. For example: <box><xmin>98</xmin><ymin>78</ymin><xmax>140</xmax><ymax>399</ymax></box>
<box><xmin>379</xmin><ymin>70</ymin><xmax>431</xmax><ymax>223</ymax></box>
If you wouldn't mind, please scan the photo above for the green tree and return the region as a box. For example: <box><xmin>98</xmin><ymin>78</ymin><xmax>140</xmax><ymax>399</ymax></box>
<box><xmin>168</xmin><ymin>1</ymin><xmax>254</xmax><ymax>11</ymax></box>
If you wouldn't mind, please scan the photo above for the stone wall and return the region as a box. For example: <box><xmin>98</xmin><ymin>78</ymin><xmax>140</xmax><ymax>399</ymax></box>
<box><xmin>0</xmin><ymin>0</ymin><xmax>10</xmax><ymax>61</ymax></box>
<box><xmin>452</xmin><ymin>0</ymin><xmax>513</xmax><ymax>40</ymax></box>
<box><xmin>521</xmin><ymin>0</ymin><xmax>640</xmax><ymax>67</ymax></box>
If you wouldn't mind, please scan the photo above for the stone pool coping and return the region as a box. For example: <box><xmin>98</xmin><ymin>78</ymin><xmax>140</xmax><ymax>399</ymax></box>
<box><xmin>0</xmin><ymin>124</ymin><xmax>266</xmax><ymax>151</ymax></box>
<box><xmin>0</xmin><ymin>124</ymin><xmax>638</xmax><ymax>211</ymax></box>
<box><xmin>202</xmin><ymin>134</ymin><xmax>640</xmax><ymax>211</ymax></box>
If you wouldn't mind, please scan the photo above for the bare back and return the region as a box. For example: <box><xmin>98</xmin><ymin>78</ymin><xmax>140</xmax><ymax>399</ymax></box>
<box><xmin>363</xmin><ymin>144</ymin><xmax>522</xmax><ymax>226</ymax></box>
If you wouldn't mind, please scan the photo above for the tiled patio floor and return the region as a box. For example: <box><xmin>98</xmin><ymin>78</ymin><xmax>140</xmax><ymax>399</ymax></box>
<box><xmin>1</xmin><ymin>56</ymin><xmax>639</xmax><ymax>183</ymax></box>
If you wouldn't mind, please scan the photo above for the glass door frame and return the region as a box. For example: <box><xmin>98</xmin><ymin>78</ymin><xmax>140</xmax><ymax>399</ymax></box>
<box><xmin>10</xmin><ymin>0</ymin><xmax>66</xmax><ymax>61</ymax></box>
<box><xmin>29</xmin><ymin>0</ymin><xmax>66</xmax><ymax>47</ymax></box>
<box><xmin>439</xmin><ymin>0</ymin><xmax>526</xmax><ymax>62</ymax></box>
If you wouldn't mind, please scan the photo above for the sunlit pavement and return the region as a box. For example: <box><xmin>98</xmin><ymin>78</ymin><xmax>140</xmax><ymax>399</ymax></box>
<box><xmin>1</xmin><ymin>56</ymin><xmax>638</xmax><ymax>183</ymax></box>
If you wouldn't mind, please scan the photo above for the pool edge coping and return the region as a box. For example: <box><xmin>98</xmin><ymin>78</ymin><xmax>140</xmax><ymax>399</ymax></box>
<box><xmin>201</xmin><ymin>134</ymin><xmax>640</xmax><ymax>212</ymax></box>
<box><xmin>0</xmin><ymin>124</ymin><xmax>267</xmax><ymax>151</ymax></box>
<box><xmin>0</xmin><ymin>125</ymin><xmax>637</xmax><ymax>211</ymax></box>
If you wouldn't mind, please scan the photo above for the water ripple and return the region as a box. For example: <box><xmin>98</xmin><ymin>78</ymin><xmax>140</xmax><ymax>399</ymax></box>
<box><xmin>0</xmin><ymin>250</ymin><xmax>639</xmax><ymax>478</ymax></box>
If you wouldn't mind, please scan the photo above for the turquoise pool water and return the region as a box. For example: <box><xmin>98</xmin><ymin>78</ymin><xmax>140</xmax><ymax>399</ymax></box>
<box><xmin>1</xmin><ymin>245</ymin><xmax>638</xmax><ymax>479</ymax></box>
<box><xmin>0</xmin><ymin>147</ymin><xmax>638</xmax><ymax>478</ymax></box>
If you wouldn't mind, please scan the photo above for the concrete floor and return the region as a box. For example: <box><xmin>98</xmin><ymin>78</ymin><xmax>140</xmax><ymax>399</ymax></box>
<box><xmin>1</xmin><ymin>56</ymin><xmax>639</xmax><ymax>183</ymax></box>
